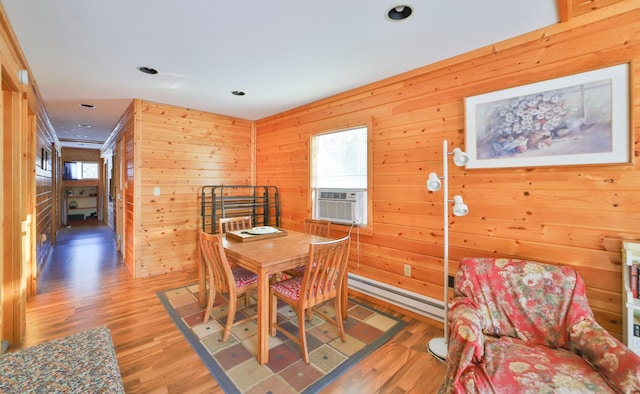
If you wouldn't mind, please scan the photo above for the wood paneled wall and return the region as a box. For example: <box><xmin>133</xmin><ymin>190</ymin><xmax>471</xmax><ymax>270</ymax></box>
<box><xmin>34</xmin><ymin>115</ymin><xmax>55</xmax><ymax>281</ymax></box>
<box><xmin>103</xmin><ymin>100</ymin><xmax>254</xmax><ymax>277</ymax></box>
<box><xmin>0</xmin><ymin>2</ymin><xmax>61</xmax><ymax>345</ymax></box>
<box><xmin>255</xmin><ymin>2</ymin><xmax>640</xmax><ymax>337</ymax></box>
<box><xmin>103</xmin><ymin>100</ymin><xmax>151</xmax><ymax>276</ymax></box>
<box><xmin>105</xmin><ymin>101</ymin><xmax>135</xmax><ymax>275</ymax></box>
<box><xmin>124</xmin><ymin>103</ymin><xmax>137</xmax><ymax>276</ymax></box>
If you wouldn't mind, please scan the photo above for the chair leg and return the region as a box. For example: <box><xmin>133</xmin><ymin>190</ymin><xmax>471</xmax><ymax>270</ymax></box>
<box><xmin>223</xmin><ymin>294</ymin><xmax>238</xmax><ymax>342</ymax></box>
<box><xmin>334</xmin><ymin>297</ymin><xmax>346</xmax><ymax>342</ymax></box>
<box><xmin>298</xmin><ymin>307</ymin><xmax>309</xmax><ymax>363</ymax></box>
<box><xmin>204</xmin><ymin>286</ymin><xmax>217</xmax><ymax>324</ymax></box>
<box><xmin>305</xmin><ymin>307</ymin><xmax>313</xmax><ymax>321</ymax></box>
<box><xmin>242</xmin><ymin>292</ymin><xmax>250</xmax><ymax>307</ymax></box>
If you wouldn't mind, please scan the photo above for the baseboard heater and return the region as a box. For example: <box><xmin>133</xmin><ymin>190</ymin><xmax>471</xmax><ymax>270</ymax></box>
<box><xmin>347</xmin><ymin>273</ymin><xmax>444</xmax><ymax>322</ymax></box>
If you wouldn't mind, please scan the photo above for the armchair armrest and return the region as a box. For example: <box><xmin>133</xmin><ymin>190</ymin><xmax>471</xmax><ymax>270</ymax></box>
<box><xmin>569</xmin><ymin>318</ymin><xmax>640</xmax><ymax>392</ymax></box>
<box><xmin>440</xmin><ymin>298</ymin><xmax>487</xmax><ymax>394</ymax></box>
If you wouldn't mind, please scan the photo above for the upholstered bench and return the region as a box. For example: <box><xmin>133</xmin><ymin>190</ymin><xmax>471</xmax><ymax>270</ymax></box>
<box><xmin>0</xmin><ymin>326</ymin><xmax>124</xmax><ymax>393</ymax></box>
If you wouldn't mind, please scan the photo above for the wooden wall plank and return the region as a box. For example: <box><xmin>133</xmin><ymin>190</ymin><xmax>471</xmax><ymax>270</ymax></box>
<box><xmin>572</xmin><ymin>0</ymin><xmax>627</xmax><ymax>18</ymax></box>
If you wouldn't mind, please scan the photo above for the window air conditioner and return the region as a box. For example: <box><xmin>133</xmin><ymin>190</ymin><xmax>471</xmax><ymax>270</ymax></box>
<box><xmin>315</xmin><ymin>189</ymin><xmax>366</xmax><ymax>225</ymax></box>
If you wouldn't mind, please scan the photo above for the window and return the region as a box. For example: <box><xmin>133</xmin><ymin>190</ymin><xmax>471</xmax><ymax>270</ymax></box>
<box><xmin>63</xmin><ymin>161</ymin><xmax>99</xmax><ymax>180</ymax></box>
<box><xmin>311</xmin><ymin>126</ymin><xmax>369</xmax><ymax>225</ymax></box>
<box><xmin>314</xmin><ymin>127</ymin><xmax>367</xmax><ymax>188</ymax></box>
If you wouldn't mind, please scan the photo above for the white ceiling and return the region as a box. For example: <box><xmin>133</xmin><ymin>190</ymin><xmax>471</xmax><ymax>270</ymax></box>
<box><xmin>2</xmin><ymin>1</ymin><xmax>558</xmax><ymax>150</ymax></box>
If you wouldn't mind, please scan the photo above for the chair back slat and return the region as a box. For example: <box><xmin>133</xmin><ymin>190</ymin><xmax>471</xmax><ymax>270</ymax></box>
<box><xmin>303</xmin><ymin>218</ymin><xmax>331</xmax><ymax>237</ymax></box>
<box><xmin>199</xmin><ymin>232</ymin><xmax>234</xmax><ymax>296</ymax></box>
<box><xmin>219</xmin><ymin>216</ymin><xmax>252</xmax><ymax>234</ymax></box>
<box><xmin>301</xmin><ymin>236</ymin><xmax>350</xmax><ymax>307</ymax></box>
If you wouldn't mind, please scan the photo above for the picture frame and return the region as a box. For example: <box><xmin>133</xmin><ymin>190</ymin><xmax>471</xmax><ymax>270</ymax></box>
<box><xmin>464</xmin><ymin>63</ymin><xmax>630</xmax><ymax>169</ymax></box>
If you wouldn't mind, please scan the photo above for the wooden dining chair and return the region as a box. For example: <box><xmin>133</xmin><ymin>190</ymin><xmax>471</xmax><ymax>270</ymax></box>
<box><xmin>218</xmin><ymin>216</ymin><xmax>253</xmax><ymax>273</ymax></box>
<box><xmin>199</xmin><ymin>231</ymin><xmax>258</xmax><ymax>341</ymax></box>
<box><xmin>269</xmin><ymin>236</ymin><xmax>350</xmax><ymax>363</ymax></box>
<box><xmin>283</xmin><ymin>218</ymin><xmax>332</xmax><ymax>279</ymax></box>
<box><xmin>218</xmin><ymin>216</ymin><xmax>252</xmax><ymax>234</ymax></box>
<box><xmin>303</xmin><ymin>218</ymin><xmax>331</xmax><ymax>237</ymax></box>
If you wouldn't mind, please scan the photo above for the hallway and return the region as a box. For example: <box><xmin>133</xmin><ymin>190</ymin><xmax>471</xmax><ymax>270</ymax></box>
<box><xmin>37</xmin><ymin>222</ymin><xmax>121</xmax><ymax>294</ymax></box>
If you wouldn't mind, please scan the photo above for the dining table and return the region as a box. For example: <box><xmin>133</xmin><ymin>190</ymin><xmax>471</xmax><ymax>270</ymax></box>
<box><xmin>197</xmin><ymin>228</ymin><xmax>347</xmax><ymax>365</ymax></box>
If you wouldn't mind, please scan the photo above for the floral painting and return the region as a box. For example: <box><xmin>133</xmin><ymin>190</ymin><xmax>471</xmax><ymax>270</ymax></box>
<box><xmin>464</xmin><ymin>64</ymin><xmax>630</xmax><ymax>169</ymax></box>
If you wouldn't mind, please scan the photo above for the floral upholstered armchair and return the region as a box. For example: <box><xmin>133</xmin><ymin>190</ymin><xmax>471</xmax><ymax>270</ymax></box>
<box><xmin>441</xmin><ymin>258</ymin><xmax>640</xmax><ymax>393</ymax></box>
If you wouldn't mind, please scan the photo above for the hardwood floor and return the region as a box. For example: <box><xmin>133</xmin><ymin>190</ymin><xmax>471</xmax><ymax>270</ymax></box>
<box><xmin>18</xmin><ymin>222</ymin><xmax>447</xmax><ymax>393</ymax></box>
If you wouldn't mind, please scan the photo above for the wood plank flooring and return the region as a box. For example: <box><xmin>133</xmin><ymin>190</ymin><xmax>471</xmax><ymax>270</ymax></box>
<box><xmin>16</xmin><ymin>222</ymin><xmax>447</xmax><ymax>393</ymax></box>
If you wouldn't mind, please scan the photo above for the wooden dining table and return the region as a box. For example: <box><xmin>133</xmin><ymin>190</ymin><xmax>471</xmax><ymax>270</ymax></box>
<box><xmin>197</xmin><ymin>229</ymin><xmax>347</xmax><ymax>365</ymax></box>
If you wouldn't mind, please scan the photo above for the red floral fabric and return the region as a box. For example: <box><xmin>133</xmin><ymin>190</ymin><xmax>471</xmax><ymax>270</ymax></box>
<box><xmin>440</xmin><ymin>258</ymin><xmax>640</xmax><ymax>393</ymax></box>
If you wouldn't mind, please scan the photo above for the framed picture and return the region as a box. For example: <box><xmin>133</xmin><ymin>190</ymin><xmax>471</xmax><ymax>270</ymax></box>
<box><xmin>464</xmin><ymin>63</ymin><xmax>630</xmax><ymax>169</ymax></box>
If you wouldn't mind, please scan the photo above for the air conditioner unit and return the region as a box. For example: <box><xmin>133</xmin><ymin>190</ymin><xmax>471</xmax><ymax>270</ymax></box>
<box><xmin>315</xmin><ymin>189</ymin><xmax>366</xmax><ymax>225</ymax></box>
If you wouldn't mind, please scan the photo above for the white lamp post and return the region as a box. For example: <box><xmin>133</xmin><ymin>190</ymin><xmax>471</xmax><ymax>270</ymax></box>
<box><xmin>426</xmin><ymin>139</ymin><xmax>469</xmax><ymax>363</ymax></box>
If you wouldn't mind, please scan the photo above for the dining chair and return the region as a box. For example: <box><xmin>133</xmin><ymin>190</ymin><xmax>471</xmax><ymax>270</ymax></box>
<box><xmin>218</xmin><ymin>216</ymin><xmax>252</xmax><ymax>234</ymax></box>
<box><xmin>303</xmin><ymin>218</ymin><xmax>331</xmax><ymax>237</ymax></box>
<box><xmin>283</xmin><ymin>218</ymin><xmax>332</xmax><ymax>279</ymax></box>
<box><xmin>199</xmin><ymin>231</ymin><xmax>258</xmax><ymax>341</ymax></box>
<box><xmin>269</xmin><ymin>235</ymin><xmax>350</xmax><ymax>363</ymax></box>
<box><xmin>218</xmin><ymin>216</ymin><xmax>252</xmax><ymax>273</ymax></box>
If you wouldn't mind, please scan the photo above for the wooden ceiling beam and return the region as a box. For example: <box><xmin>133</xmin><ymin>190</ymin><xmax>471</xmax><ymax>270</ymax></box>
<box><xmin>557</xmin><ymin>0</ymin><xmax>572</xmax><ymax>22</ymax></box>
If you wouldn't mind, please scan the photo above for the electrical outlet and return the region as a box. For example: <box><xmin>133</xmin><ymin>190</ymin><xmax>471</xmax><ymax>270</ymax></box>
<box><xmin>403</xmin><ymin>264</ymin><xmax>411</xmax><ymax>277</ymax></box>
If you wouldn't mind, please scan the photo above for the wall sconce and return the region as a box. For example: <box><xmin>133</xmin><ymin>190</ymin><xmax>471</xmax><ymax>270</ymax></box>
<box><xmin>426</xmin><ymin>172</ymin><xmax>442</xmax><ymax>191</ymax></box>
<box><xmin>426</xmin><ymin>139</ymin><xmax>469</xmax><ymax>363</ymax></box>
<box><xmin>452</xmin><ymin>196</ymin><xmax>469</xmax><ymax>216</ymax></box>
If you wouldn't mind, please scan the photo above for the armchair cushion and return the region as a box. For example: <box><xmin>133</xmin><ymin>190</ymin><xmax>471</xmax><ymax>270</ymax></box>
<box><xmin>441</xmin><ymin>258</ymin><xmax>640</xmax><ymax>393</ymax></box>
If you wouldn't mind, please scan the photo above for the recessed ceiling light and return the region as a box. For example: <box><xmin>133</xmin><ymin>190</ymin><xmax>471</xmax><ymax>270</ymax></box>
<box><xmin>138</xmin><ymin>66</ymin><xmax>158</xmax><ymax>75</ymax></box>
<box><xmin>386</xmin><ymin>5</ymin><xmax>413</xmax><ymax>21</ymax></box>
<box><xmin>231</xmin><ymin>91</ymin><xmax>246</xmax><ymax>96</ymax></box>
<box><xmin>77</xmin><ymin>124</ymin><xmax>92</xmax><ymax>128</ymax></box>
<box><xmin>79</xmin><ymin>103</ymin><xmax>95</xmax><ymax>108</ymax></box>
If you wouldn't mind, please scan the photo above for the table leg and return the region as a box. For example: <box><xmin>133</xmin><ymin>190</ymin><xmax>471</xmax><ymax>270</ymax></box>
<box><xmin>256</xmin><ymin>271</ymin><xmax>270</xmax><ymax>365</ymax></box>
